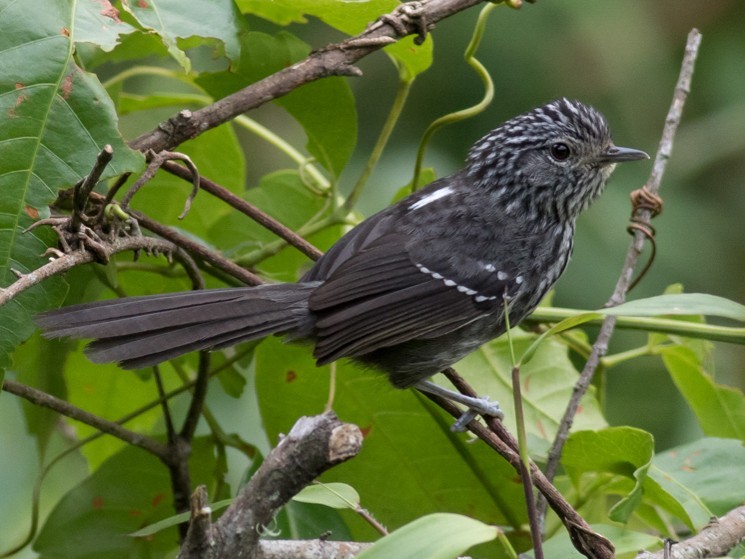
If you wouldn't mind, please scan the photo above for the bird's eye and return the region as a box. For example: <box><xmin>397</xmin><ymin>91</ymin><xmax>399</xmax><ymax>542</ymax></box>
<box><xmin>549</xmin><ymin>142</ymin><xmax>571</xmax><ymax>161</ymax></box>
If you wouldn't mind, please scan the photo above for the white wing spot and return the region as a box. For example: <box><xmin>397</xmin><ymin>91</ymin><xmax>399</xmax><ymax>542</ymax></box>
<box><xmin>409</xmin><ymin>186</ymin><xmax>454</xmax><ymax>210</ymax></box>
<box><xmin>497</xmin><ymin>271</ymin><xmax>509</xmax><ymax>281</ymax></box>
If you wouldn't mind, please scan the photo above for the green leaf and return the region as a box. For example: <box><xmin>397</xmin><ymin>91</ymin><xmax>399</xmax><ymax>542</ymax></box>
<box><xmin>356</xmin><ymin>513</ymin><xmax>497</xmax><ymax>559</ymax></box>
<box><xmin>120</xmin><ymin>0</ymin><xmax>243</xmax><ymax>71</ymax></box>
<box><xmin>518</xmin><ymin>312</ymin><xmax>601</xmax><ymax>366</ymax></box>
<box><xmin>293</xmin><ymin>482</ymin><xmax>360</xmax><ymax>509</ymax></box>
<box><xmin>651</xmin><ymin>438</ymin><xmax>745</xmax><ymax>519</ymax></box>
<box><xmin>34</xmin><ymin>438</ymin><xmax>219</xmax><ymax>558</ymax></box>
<box><xmin>236</xmin><ymin>0</ymin><xmax>306</xmax><ymax>25</ymax></box>
<box><xmin>601</xmin><ymin>293</ymin><xmax>745</xmax><ymax>322</ymax></box>
<box><xmin>0</xmin><ymin>0</ymin><xmax>143</xmax><ymax>368</ymax></box>
<box><xmin>237</xmin><ymin>0</ymin><xmax>433</xmax><ymax>78</ymax></box>
<box><xmin>660</xmin><ymin>345</ymin><xmax>745</xmax><ymax>440</ymax></box>
<box><xmin>129</xmin><ymin>498</ymin><xmax>232</xmax><ymax>537</ymax></box>
<box><xmin>255</xmin><ymin>336</ymin><xmax>525</xmax><ymax>545</ymax></box>
<box><xmin>74</xmin><ymin>0</ymin><xmax>137</xmax><ymax>52</ymax></box>
<box><xmin>11</xmin><ymin>332</ymin><xmax>69</xmax><ymax>456</ymax></box>
<box><xmin>562</xmin><ymin>427</ymin><xmax>654</xmax><ymax>523</ymax></box>
<box><xmin>460</xmin><ymin>329</ymin><xmax>607</xmax><ymax>443</ymax></box>
<box><xmin>542</xmin><ymin>523</ymin><xmax>659</xmax><ymax>559</ymax></box>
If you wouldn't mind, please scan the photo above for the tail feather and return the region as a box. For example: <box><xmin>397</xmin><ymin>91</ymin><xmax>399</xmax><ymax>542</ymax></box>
<box><xmin>37</xmin><ymin>283</ymin><xmax>318</xmax><ymax>369</ymax></box>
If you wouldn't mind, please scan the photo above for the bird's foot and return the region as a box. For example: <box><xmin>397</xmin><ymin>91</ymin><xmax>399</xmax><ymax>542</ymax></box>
<box><xmin>415</xmin><ymin>380</ymin><xmax>503</xmax><ymax>432</ymax></box>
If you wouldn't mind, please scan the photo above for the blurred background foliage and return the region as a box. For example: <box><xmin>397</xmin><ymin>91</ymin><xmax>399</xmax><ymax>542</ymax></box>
<box><xmin>2</xmin><ymin>0</ymin><xmax>744</xmax><ymax>556</ymax></box>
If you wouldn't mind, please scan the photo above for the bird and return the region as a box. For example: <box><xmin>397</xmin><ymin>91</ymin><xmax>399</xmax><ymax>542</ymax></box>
<box><xmin>37</xmin><ymin>99</ymin><xmax>648</xmax><ymax>423</ymax></box>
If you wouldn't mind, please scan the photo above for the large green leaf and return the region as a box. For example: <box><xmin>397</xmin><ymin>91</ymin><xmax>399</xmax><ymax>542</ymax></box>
<box><xmin>255</xmin><ymin>336</ymin><xmax>525</xmax><ymax>550</ymax></box>
<box><xmin>238</xmin><ymin>0</ymin><xmax>433</xmax><ymax>79</ymax></box>
<box><xmin>601</xmin><ymin>293</ymin><xmax>745</xmax><ymax>322</ymax></box>
<box><xmin>660</xmin><ymin>345</ymin><xmax>745</xmax><ymax>441</ymax></box>
<box><xmin>356</xmin><ymin>513</ymin><xmax>497</xmax><ymax>559</ymax></box>
<box><xmin>0</xmin><ymin>0</ymin><xmax>143</xmax><ymax>368</ymax></box>
<box><xmin>459</xmin><ymin>329</ymin><xmax>606</xmax><ymax>445</ymax></box>
<box><xmin>74</xmin><ymin>0</ymin><xmax>137</xmax><ymax>51</ymax></box>
<box><xmin>651</xmin><ymin>437</ymin><xmax>745</xmax><ymax>518</ymax></box>
<box><xmin>34</xmin><ymin>438</ymin><xmax>218</xmax><ymax>559</ymax></box>
<box><xmin>120</xmin><ymin>0</ymin><xmax>243</xmax><ymax>71</ymax></box>
<box><xmin>562</xmin><ymin>427</ymin><xmax>654</xmax><ymax>523</ymax></box>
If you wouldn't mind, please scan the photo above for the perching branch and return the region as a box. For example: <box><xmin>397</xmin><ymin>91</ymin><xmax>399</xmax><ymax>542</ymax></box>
<box><xmin>129</xmin><ymin>0</ymin><xmax>504</xmax><ymax>154</ymax></box>
<box><xmin>0</xmin><ymin>235</ymin><xmax>197</xmax><ymax>307</ymax></box>
<box><xmin>540</xmin><ymin>28</ymin><xmax>703</xmax><ymax>512</ymax></box>
<box><xmin>434</xmin><ymin>368</ymin><xmax>614</xmax><ymax>559</ymax></box>
<box><xmin>636</xmin><ymin>504</ymin><xmax>745</xmax><ymax>559</ymax></box>
<box><xmin>178</xmin><ymin>413</ymin><xmax>363</xmax><ymax>559</ymax></box>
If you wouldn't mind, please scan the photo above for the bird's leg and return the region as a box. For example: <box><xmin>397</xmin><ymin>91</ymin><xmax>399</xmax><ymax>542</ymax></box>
<box><xmin>415</xmin><ymin>380</ymin><xmax>503</xmax><ymax>432</ymax></box>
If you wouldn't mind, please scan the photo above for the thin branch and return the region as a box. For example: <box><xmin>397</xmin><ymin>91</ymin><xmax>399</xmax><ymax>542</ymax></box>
<box><xmin>128</xmin><ymin>209</ymin><xmax>265</xmax><ymax>286</ymax></box>
<box><xmin>419</xmin><ymin>377</ymin><xmax>614</xmax><ymax>559</ymax></box>
<box><xmin>71</xmin><ymin>144</ymin><xmax>113</xmax><ymax>232</ymax></box>
<box><xmin>2</xmin><ymin>379</ymin><xmax>168</xmax><ymax>460</ymax></box>
<box><xmin>179</xmin><ymin>351</ymin><xmax>211</xmax><ymax>441</ymax></box>
<box><xmin>129</xmin><ymin>0</ymin><xmax>495</xmax><ymax>154</ymax></box>
<box><xmin>635</xmin><ymin>505</ymin><xmax>745</xmax><ymax>559</ymax></box>
<box><xmin>0</xmin><ymin>235</ymin><xmax>193</xmax><ymax>306</ymax></box>
<box><xmin>540</xmin><ymin>28</ymin><xmax>703</xmax><ymax>514</ymax></box>
<box><xmin>161</xmin><ymin>160</ymin><xmax>323</xmax><ymax>261</ymax></box>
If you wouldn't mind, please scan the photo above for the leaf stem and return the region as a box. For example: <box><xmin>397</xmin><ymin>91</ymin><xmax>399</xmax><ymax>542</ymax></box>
<box><xmin>411</xmin><ymin>2</ymin><xmax>497</xmax><ymax>190</ymax></box>
<box><xmin>233</xmin><ymin>115</ymin><xmax>330</xmax><ymax>193</ymax></box>
<box><xmin>342</xmin><ymin>74</ymin><xmax>413</xmax><ymax>213</ymax></box>
<box><xmin>528</xmin><ymin>307</ymin><xmax>745</xmax><ymax>345</ymax></box>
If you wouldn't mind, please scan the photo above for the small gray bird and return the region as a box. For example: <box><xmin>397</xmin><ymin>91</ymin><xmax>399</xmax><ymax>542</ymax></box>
<box><xmin>38</xmin><ymin>99</ymin><xmax>648</xmax><ymax>420</ymax></box>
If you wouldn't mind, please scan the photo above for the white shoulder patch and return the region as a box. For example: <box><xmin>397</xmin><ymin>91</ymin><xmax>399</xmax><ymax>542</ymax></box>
<box><xmin>409</xmin><ymin>186</ymin><xmax>454</xmax><ymax>210</ymax></box>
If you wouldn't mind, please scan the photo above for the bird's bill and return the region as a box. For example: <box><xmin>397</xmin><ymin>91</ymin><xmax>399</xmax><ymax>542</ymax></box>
<box><xmin>598</xmin><ymin>145</ymin><xmax>649</xmax><ymax>163</ymax></box>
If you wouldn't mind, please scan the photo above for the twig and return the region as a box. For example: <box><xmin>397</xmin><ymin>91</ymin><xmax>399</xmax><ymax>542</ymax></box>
<box><xmin>71</xmin><ymin>145</ymin><xmax>113</xmax><ymax>232</ymax></box>
<box><xmin>419</xmin><ymin>379</ymin><xmax>614</xmax><ymax>559</ymax></box>
<box><xmin>127</xmin><ymin>209</ymin><xmax>265</xmax><ymax>286</ymax></box>
<box><xmin>128</xmin><ymin>0</ymin><xmax>497</xmax><ymax>153</ymax></box>
<box><xmin>180</xmin><ymin>352</ymin><xmax>211</xmax><ymax>441</ymax></box>
<box><xmin>161</xmin><ymin>160</ymin><xmax>323</xmax><ymax>261</ymax></box>
<box><xmin>539</xmin><ymin>28</ymin><xmax>703</xmax><ymax>519</ymax></box>
<box><xmin>2</xmin><ymin>379</ymin><xmax>168</xmax><ymax>460</ymax></box>
<box><xmin>636</xmin><ymin>505</ymin><xmax>745</xmax><ymax>558</ymax></box>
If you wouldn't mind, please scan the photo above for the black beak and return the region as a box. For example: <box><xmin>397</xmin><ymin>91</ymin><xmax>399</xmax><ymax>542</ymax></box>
<box><xmin>598</xmin><ymin>145</ymin><xmax>649</xmax><ymax>164</ymax></box>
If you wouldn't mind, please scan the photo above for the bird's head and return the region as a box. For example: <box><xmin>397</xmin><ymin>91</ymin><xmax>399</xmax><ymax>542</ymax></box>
<box><xmin>466</xmin><ymin>98</ymin><xmax>648</xmax><ymax>222</ymax></box>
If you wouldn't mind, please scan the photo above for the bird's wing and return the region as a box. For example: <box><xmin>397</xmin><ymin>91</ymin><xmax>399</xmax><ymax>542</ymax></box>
<box><xmin>308</xmin><ymin>231</ymin><xmax>517</xmax><ymax>364</ymax></box>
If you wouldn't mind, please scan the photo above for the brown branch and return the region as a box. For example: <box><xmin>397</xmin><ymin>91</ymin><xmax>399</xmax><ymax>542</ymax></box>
<box><xmin>420</xmin><ymin>393</ymin><xmax>611</xmax><ymax>559</ymax></box>
<box><xmin>128</xmin><ymin>209</ymin><xmax>265</xmax><ymax>286</ymax></box>
<box><xmin>2</xmin><ymin>379</ymin><xmax>168</xmax><ymax>460</ymax></box>
<box><xmin>161</xmin><ymin>160</ymin><xmax>323</xmax><ymax>261</ymax></box>
<box><xmin>178</xmin><ymin>413</ymin><xmax>363</xmax><ymax>559</ymax></box>
<box><xmin>128</xmin><ymin>0</ymin><xmax>493</xmax><ymax>154</ymax></box>
<box><xmin>0</xmin><ymin>235</ymin><xmax>195</xmax><ymax>307</ymax></box>
<box><xmin>540</xmin><ymin>28</ymin><xmax>703</xmax><ymax>510</ymax></box>
<box><xmin>71</xmin><ymin>144</ymin><xmax>113</xmax><ymax>233</ymax></box>
<box><xmin>636</xmin><ymin>505</ymin><xmax>745</xmax><ymax>559</ymax></box>
<box><xmin>435</xmin><ymin>368</ymin><xmax>614</xmax><ymax>559</ymax></box>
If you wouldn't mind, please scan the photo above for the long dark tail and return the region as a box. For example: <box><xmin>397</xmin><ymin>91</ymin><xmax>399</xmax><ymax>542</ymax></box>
<box><xmin>36</xmin><ymin>283</ymin><xmax>319</xmax><ymax>369</ymax></box>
